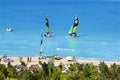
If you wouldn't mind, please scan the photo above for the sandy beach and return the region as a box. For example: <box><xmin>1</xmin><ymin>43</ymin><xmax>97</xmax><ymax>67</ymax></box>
<box><xmin>1</xmin><ymin>56</ymin><xmax>120</xmax><ymax>67</ymax></box>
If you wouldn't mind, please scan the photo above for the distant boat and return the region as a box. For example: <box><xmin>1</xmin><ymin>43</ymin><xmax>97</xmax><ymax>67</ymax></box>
<box><xmin>6</xmin><ymin>28</ymin><xmax>12</xmax><ymax>32</ymax></box>
<box><xmin>44</xmin><ymin>16</ymin><xmax>53</xmax><ymax>37</ymax></box>
<box><xmin>68</xmin><ymin>16</ymin><xmax>79</xmax><ymax>38</ymax></box>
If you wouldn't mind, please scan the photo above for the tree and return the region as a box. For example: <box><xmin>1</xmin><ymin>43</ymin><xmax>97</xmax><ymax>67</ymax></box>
<box><xmin>0</xmin><ymin>64</ymin><xmax>9</xmax><ymax>78</ymax></box>
<box><xmin>67</xmin><ymin>63</ymin><xmax>80</xmax><ymax>80</ymax></box>
<box><xmin>17</xmin><ymin>70</ymin><xmax>32</xmax><ymax>80</ymax></box>
<box><xmin>80</xmin><ymin>63</ymin><xmax>100</xmax><ymax>80</ymax></box>
<box><xmin>109</xmin><ymin>63</ymin><xmax>120</xmax><ymax>79</ymax></box>
<box><xmin>99</xmin><ymin>61</ymin><xmax>110</xmax><ymax>79</ymax></box>
<box><xmin>0</xmin><ymin>71</ymin><xmax>5</xmax><ymax>80</ymax></box>
<box><xmin>39</xmin><ymin>61</ymin><xmax>53</xmax><ymax>80</ymax></box>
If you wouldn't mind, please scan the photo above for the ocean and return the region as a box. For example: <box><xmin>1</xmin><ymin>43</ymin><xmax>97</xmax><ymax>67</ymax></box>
<box><xmin>0</xmin><ymin>1</ymin><xmax>120</xmax><ymax>60</ymax></box>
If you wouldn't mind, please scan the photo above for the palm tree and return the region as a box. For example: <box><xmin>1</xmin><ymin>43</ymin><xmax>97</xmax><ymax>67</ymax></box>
<box><xmin>0</xmin><ymin>71</ymin><xmax>5</xmax><ymax>80</ymax></box>
<box><xmin>39</xmin><ymin>61</ymin><xmax>53</xmax><ymax>80</ymax></box>
<box><xmin>29</xmin><ymin>65</ymin><xmax>40</xmax><ymax>73</ymax></box>
<box><xmin>109</xmin><ymin>63</ymin><xmax>120</xmax><ymax>79</ymax></box>
<box><xmin>0</xmin><ymin>64</ymin><xmax>9</xmax><ymax>79</ymax></box>
<box><xmin>18</xmin><ymin>58</ymin><xmax>27</xmax><ymax>70</ymax></box>
<box><xmin>39</xmin><ymin>60</ymin><xmax>68</xmax><ymax>80</ymax></box>
<box><xmin>99</xmin><ymin>61</ymin><xmax>110</xmax><ymax>79</ymax></box>
<box><xmin>67</xmin><ymin>63</ymin><xmax>80</xmax><ymax>79</ymax></box>
<box><xmin>7</xmin><ymin>62</ymin><xmax>17</xmax><ymax>78</ymax></box>
<box><xmin>17</xmin><ymin>69</ymin><xmax>32</xmax><ymax>80</ymax></box>
<box><xmin>80</xmin><ymin>63</ymin><xmax>100</xmax><ymax>80</ymax></box>
<box><xmin>116</xmin><ymin>65</ymin><xmax>120</xmax><ymax>79</ymax></box>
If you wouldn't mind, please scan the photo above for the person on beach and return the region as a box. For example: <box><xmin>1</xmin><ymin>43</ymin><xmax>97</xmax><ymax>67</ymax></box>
<box><xmin>27</xmin><ymin>57</ymin><xmax>32</xmax><ymax>62</ymax></box>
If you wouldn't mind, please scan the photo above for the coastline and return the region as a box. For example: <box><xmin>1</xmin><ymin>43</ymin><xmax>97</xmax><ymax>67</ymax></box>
<box><xmin>1</xmin><ymin>56</ymin><xmax>120</xmax><ymax>67</ymax></box>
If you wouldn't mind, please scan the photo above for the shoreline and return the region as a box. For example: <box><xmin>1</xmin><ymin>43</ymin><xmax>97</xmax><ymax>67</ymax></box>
<box><xmin>1</xmin><ymin>56</ymin><xmax>120</xmax><ymax>67</ymax></box>
<box><xmin>1</xmin><ymin>54</ymin><xmax>120</xmax><ymax>61</ymax></box>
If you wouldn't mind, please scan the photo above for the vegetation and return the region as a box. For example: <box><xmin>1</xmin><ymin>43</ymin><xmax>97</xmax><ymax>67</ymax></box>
<box><xmin>0</xmin><ymin>60</ymin><xmax>120</xmax><ymax>80</ymax></box>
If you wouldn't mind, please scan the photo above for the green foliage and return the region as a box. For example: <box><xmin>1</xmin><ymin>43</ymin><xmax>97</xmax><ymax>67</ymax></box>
<box><xmin>80</xmin><ymin>63</ymin><xmax>100</xmax><ymax>80</ymax></box>
<box><xmin>7</xmin><ymin>66</ymin><xmax>17</xmax><ymax>78</ymax></box>
<box><xmin>67</xmin><ymin>63</ymin><xmax>80</xmax><ymax>79</ymax></box>
<box><xmin>29</xmin><ymin>65</ymin><xmax>41</xmax><ymax>73</ymax></box>
<box><xmin>20</xmin><ymin>60</ymin><xmax>26</xmax><ymax>67</ymax></box>
<box><xmin>0</xmin><ymin>71</ymin><xmax>5</xmax><ymax>80</ymax></box>
<box><xmin>19</xmin><ymin>67</ymin><xmax>41</xmax><ymax>80</ymax></box>
<box><xmin>6</xmin><ymin>78</ymin><xmax>18</xmax><ymax>80</ymax></box>
<box><xmin>0</xmin><ymin>64</ymin><xmax>9</xmax><ymax>78</ymax></box>
<box><xmin>1</xmin><ymin>61</ymin><xmax>120</xmax><ymax>80</ymax></box>
<box><xmin>99</xmin><ymin>61</ymin><xmax>110</xmax><ymax>79</ymax></box>
<box><xmin>109</xmin><ymin>63</ymin><xmax>120</xmax><ymax>79</ymax></box>
<box><xmin>18</xmin><ymin>59</ymin><xmax>27</xmax><ymax>71</ymax></box>
<box><xmin>17</xmin><ymin>70</ymin><xmax>33</xmax><ymax>80</ymax></box>
<box><xmin>60</xmin><ymin>74</ymin><xmax>68</xmax><ymax>80</ymax></box>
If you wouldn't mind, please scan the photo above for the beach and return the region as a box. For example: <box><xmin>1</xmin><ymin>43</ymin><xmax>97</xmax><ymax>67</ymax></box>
<box><xmin>1</xmin><ymin>56</ymin><xmax>120</xmax><ymax>67</ymax></box>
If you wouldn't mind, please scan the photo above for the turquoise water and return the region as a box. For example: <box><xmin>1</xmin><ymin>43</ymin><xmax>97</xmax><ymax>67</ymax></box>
<box><xmin>0</xmin><ymin>1</ymin><xmax>120</xmax><ymax>60</ymax></box>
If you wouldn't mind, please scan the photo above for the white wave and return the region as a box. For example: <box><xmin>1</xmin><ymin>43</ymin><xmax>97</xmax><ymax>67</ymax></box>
<box><xmin>56</xmin><ymin>47</ymin><xmax>75</xmax><ymax>51</ymax></box>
